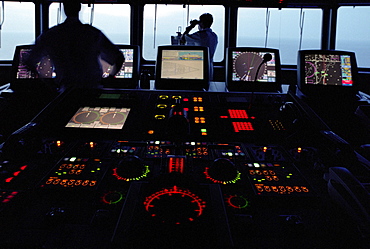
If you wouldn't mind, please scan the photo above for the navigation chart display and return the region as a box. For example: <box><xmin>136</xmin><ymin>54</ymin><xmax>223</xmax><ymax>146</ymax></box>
<box><xmin>231</xmin><ymin>51</ymin><xmax>277</xmax><ymax>82</ymax></box>
<box><xmin>304</xmin><ymin>54</ymin><xmax>353</xmax><ymax>86</ymax></box>
<box><xmin>65</xmin><ymin>107</ymin><xmax>130</xmax><ymax>129</ymax></box>
<box><xmin>160</xmin><ymin>50</ymin><xmax>204</xmax><ymax>80</ymax></box>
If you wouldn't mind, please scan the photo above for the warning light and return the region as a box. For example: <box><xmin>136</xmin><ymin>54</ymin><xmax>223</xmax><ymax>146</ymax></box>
<box><xmin>56</xmin><ymin>140</ymin><xmax>63</xmax><ymax>147</ymax></box>
<box><xmin>297</xmin><ymin>147</ymin><xmax>302</xmax><ymax>153</ymax></box>
<box><xmin>5</xmin><ymin>177</ymin><xmax>14</xmax><ymax>183</ymax></box>
<box><xmin>20</xmin><ymin>165</ymin><xmax>28</xmax><ymax>171</ymax></box>
<box><xmin>148</xmin><ymin>130</ymin><xmax>155</xmax><ymax>135</ymax></box>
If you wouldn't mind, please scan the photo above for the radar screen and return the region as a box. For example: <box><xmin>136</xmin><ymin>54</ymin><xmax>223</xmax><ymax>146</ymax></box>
<box><xmin>231</xmin><ymin>51</ymin><xmax>276</xmax><ymax>82</ymax></box>
<box><xmin>65</xmin><ymin>107</ymin><xmax>130</xmax><ymax>129</ymax></box>
<box><xmin>16</xmin><ymin>49</ymin><xmax>55</xmax><ymax>79</ymax></box>
<box><xmin>304</xmin><ymin>54</ymin><xmax>353</xmax><ymax>86</ymax></box>
<box><xmin>101</xmin><ymin>48</ymin><xmax>134</xmax><ymax>79</ymax></box>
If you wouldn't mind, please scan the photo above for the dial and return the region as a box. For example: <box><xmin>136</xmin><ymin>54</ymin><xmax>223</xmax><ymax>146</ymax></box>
<box><xmin>144</xmin><ymin>185</ymin><xmax>206</xmax><ymax>225</ymax></box>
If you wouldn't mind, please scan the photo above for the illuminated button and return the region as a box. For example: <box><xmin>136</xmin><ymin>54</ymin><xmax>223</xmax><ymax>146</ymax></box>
<box><xmin>154</xmin><ymin>115</ymin><xmax>166</xmax><ymax>120</ymax></box>
<box><xmin>158</xmin><ymin>95</ymin><xmax>169</xmax><ymax>100</ymax></box>
<box><xmin>302</xmin><ymin>186</ymin><xmax>309</xmax><ymax>192</ymax></box>
<box><xmin>172</xmin><ymin>96</ymin><xmax>182</xmax><ymax>99</ymax></box>
<box><xmin>157</xmin><ymin>104</ymin><xmax>167</xmax><ymax>109</ymax></box>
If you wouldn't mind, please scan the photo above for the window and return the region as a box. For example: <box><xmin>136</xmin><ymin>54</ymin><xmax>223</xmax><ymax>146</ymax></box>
<box><xmin>143</xmin><ymin>4</ymin><xmax>224</xmax><ymax>62</ymax></box>
<box><xmin>336</xmin><ymin>6</ymin><xmax>370</xmax><ymax>68</ymax></box>
<box><xmin>49</xmin><ymin>3</ymin><xmax>130</xmax><ymax>44</ymax></box>
<box><xmin>0</xmin><ymin>1</ymin><xmax>35</xmax><ymax>60</ymax></box>
<box><xmin>237</xmin><ymin>8</ymin><xmax>322</xmax><ymax>65</ymax></box>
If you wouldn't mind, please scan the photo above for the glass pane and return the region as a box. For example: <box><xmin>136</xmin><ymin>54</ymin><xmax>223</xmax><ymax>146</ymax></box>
<box><xmin>49</xmin><ymin>3</ymin><xmax>130</xmax><ymax>44</ymax></box>
<box><xmin>143</xmin><ymin>4</ymin><xmax>224</xmax><ymax>62</ymax></box>
<box><xmin>336</xmin><ymin>6</ymin><xmax>370</xmax><ymax>68</ymax></box>
<box><xmin>0</xmin><ymin>1</ymin><xmax>35</xmax><ymax>60</ymax></box>
<box><xmin>237</xmin><ymin>8</ymin><xmax>322</xmax><ymax>65</ymax></box>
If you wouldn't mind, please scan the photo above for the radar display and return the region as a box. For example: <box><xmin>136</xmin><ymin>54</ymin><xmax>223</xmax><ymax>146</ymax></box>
<box><xmin>231</xmin><ymin>51</ymin><xmax>276</xmax><ymax>82</ymax></box>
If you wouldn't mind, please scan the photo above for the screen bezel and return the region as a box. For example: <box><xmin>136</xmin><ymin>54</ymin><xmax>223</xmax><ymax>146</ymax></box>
<box><xmin>226</xmin><ymin>47</ymin><xmax>282</xmax><ymax>92</ymax></box>
<box><xmin>297</xmin><ymin>49</ymin><xmax>358</xmax><ymax>96</ymax></box>
<box><xmin>155</xmin><ymin>45</ymin><xmax>210</xmax><ymax>91</ymax></box>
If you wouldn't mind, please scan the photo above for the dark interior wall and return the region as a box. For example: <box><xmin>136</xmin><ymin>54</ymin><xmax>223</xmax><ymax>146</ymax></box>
<box><xmin>0</xmin><ymin>64</ymin><xmax>12</xmax><ymax>86</ymax></box>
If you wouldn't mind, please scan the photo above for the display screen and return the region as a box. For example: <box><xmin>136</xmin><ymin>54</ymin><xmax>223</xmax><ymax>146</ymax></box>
<box><xmin>65</xmin><ymin>107</ymin><xmax>130</xmax><ymax>129</ymax></box>
<box><xmin>15</xmin><ymin>48</ymin><xmax>55</xmax><ymax>79</ymax></box>
<box><xmin>160</xmin><ymin>50</ymin><xmax>204</xmax><ymax>80</ymax></box>
<box><xmin>101</xmin><ymin>48</ymin><xmax>134</xmax><ymax>79</ymax></box>
<box><xmin>304</xmin><ymin>54</ymin><xmax>353</xmax><ymax>86</ymax></box>
<box><xmin>231</xmin><ymin>51</ymin><xmax>277</xmax><ymax>82</ymax></box>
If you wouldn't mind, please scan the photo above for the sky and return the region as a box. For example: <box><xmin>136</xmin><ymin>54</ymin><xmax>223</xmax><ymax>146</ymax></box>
<box><xmin>1</xmin><ymin>2</ymin><xmax>370</xmax><ymax>66</ymax></box>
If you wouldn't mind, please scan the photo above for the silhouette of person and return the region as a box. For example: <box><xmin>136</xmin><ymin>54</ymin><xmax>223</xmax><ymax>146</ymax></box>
<box><xmin>27</xmin><ymin>0</ymin><xmax>124</xmax><ymax>92</ymax></box>
<box><xmin>181</xmin><ymin>13</ymin><xmax>218</xmax><ymax>79</ymax></box>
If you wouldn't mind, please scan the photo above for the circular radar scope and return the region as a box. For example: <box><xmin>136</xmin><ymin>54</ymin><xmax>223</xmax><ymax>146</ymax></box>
<box><xmin>233</xmin><ymin>52</ymin><xmax>264</xmax><ymax>81</ymax></box>
<box><xmin>113</xmin><ymin>155</ymin><xmax>150</xmax><ymax>181</ymax></box>
<box><xmin>144</xmin><ymin>185</ymin><xmax>206</xmax><ymax>225</ymax></box>
<box><xmin>204</xmin><ymin>158</ymin><xmax>241</xmax><ymax>184</ymax></box>
<box><xmin>100</xmin><ymin>112</ymin><xmax>127</xmax><ymax>125</ymax></box>
<box><xmin>72</xmin><ymin>111</ymin><xmax>100</xmax><ymax>124</ymax></box>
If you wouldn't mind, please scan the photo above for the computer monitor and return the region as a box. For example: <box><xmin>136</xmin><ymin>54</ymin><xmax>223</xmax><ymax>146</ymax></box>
<box><xmin>297</xmin><ymin>50</ymin><xmax>358</xmax><ymax>96</ymax></box>
<box><xmin>100</xmin><ymin>45</ymin><xmax>140</xmax><ymax>89</ymax></box>
<box><xmin>226</xmin><ymin>47</ymin><xmax>282</xmax><ymax>92</ymax></box>
<box><xmin>12</xmin><ymin>45</ymin><xmax>55</xmax><ymax>80</ymax></box>
<box><xmin>155</xmin><ymin>45</ymin><xmax>210</xmax><ymax>91</ymax></box>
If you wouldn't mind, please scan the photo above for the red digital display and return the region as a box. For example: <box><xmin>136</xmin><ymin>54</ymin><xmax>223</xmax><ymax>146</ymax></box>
<box><xmin>228</xmin><ymin>109</ymin><xmax>249</xmax><ymax>119</ymax></box>
<box><xmin>168</xmin><ymin>156</ymin><xmax>185</xmax><ymax>173</ymax></box>
<box><xmin>221</xmin><ymin>109</ymin><xmax>255</xmax><ymax>132</ymax></box>
<box><xmin>232</xmin><ymin>122</ymin><xmax>254</xmax><ymax>132</ymax></box>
